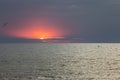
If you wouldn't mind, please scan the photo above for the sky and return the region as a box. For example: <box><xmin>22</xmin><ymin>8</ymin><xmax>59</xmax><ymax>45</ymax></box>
<box><xmin>0</xmin><ymin>0</ymin><xmax>120</xmax><ymax>42</ymax></box>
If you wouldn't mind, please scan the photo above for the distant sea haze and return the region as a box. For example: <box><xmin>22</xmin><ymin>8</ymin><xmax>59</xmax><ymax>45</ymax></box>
<box><xmin>0</xmin><ymin>36</ymin><xmax>120</xmax><ymax>43</ymax></box>
<box><xmin>0</xmin><ymin>37</ymin><xmax>43</xmax><ymax>43</ymax></box>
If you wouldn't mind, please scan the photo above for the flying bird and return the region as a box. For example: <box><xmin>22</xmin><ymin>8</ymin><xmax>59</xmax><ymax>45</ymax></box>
<box><xmin>1</xmin><ymin>22</ymin><xmax>8</xmax><ymax>27</ymax></box>
<box><xmin>0</xmin><ymin>22</ymin><xmax>8</xmax><ymax>31</ymax></box>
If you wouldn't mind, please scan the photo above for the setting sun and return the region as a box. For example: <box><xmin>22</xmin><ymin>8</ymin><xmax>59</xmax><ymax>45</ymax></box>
<box><xmin>39</xmin><ymin>37</ymin><xmax>45</xmax><ymax>40</ymax></box>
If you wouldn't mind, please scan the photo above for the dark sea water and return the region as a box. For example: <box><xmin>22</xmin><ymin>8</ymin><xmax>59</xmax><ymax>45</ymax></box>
<box><xmin>0</xmin><ymin>43</ymin><xmax>120</xmax><ymax>80</ymax></box>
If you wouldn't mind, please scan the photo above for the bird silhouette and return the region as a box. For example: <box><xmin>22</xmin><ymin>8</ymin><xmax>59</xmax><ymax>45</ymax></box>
<box><xmin>2</xmin><ymin>22</ymin><xmax>8</xmax><ymax>27</ymax></box>
<box><xmin>0</xmin><ymin>22</ymin><xmax>8</xmax><ymax>31</ymax></box>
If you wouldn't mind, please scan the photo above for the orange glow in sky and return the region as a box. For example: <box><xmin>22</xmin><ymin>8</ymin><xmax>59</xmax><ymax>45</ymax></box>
<box><xmin>9</xmin><ymin>26</ymin><xmax>66</xmax><ymax>39</ymax></box>
<box><xmin>6</xmin><ymin>18</ymin><xmax>70</xmax><ymax>39</ymax></box>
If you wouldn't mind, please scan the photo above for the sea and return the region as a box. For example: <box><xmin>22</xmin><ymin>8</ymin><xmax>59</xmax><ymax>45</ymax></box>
<box><xmin>0</xmin><ymin>43</ymin><xmax>120</xmax><ymax>80</ymax></box>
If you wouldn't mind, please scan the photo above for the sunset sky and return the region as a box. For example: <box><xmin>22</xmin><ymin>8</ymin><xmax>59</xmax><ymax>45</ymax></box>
<box><xmin>0</xmin><ymin>0</ymin><xmax>120</xmax><ymax>42</ymax></box>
